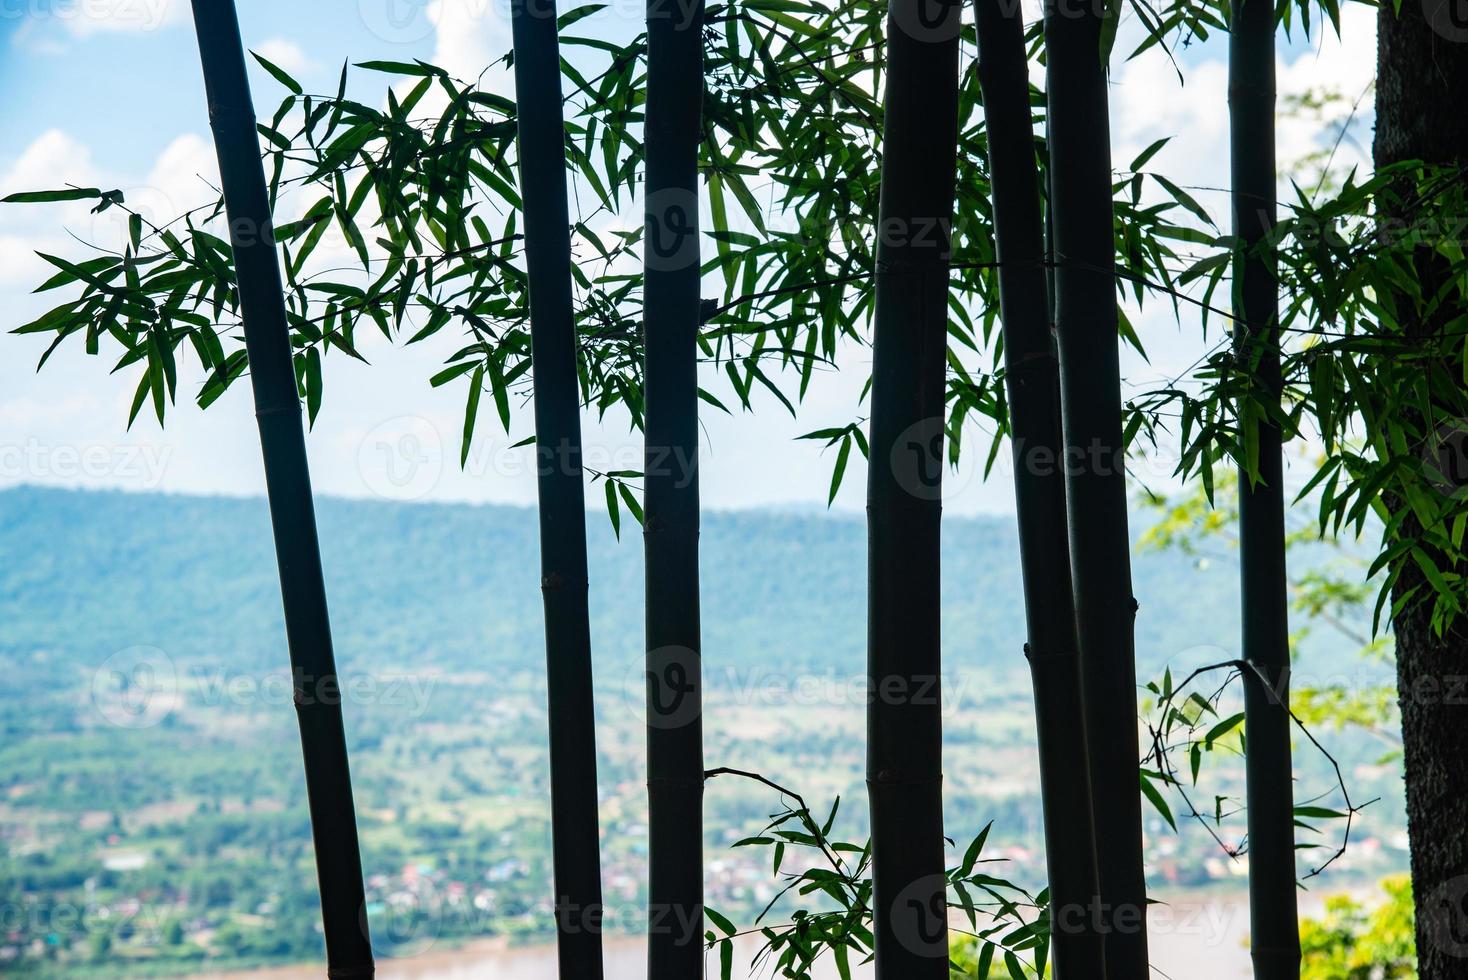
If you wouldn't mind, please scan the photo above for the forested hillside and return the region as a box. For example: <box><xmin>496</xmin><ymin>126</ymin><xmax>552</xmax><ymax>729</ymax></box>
<box><xmin>0</xmin><ymin>485</ymin><xmax>1237</xmax><ymax>687</ymax></box>
<box><xmin>0</xmin><ymin>486</ymin><xmax>1402</xmax><ymax>975</ymax></box>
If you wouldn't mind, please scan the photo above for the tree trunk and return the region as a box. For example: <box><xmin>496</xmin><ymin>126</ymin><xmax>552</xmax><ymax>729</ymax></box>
<box><xmin>973</xmin><ymin>1</ymin><xmax>1105</xmax><ymax>974</ymax></box>
<box><xmin>1374</xmin><ymin>7</ymin><xmax>1468</xmax><ymax>978</ymax></box>
<box><xmin>188</xmin><ymin>3</ymin><xmax>374</xmax><ymax>975</ymax></box>
<box><xmin>509</xmin><ymin>1</ymin><xmax>606</xmax><ymax>976</ymax></box>
<box><xmin>865</xmin><ymin>0</ymin><xmax>961</xmax><ymax>976</ymax></box>
<box><xmin>642</xmin><ymin>0</ymin><xmax>705</xmax><ymax>973</ymax></box>
<box><xmin>1229</xmin><ymin>2</ymin><xmax>1301</xmax><ymax>977</ymax></box>
<box><xmin>1233</xmin><ymin>0</ymin><xmax>1303</xmax><ymax>974</ymax></box>
<box><xmin>1043</xmin><ymin>4</ymin><xmax>1150</xmax><ymax>975</ymax></box>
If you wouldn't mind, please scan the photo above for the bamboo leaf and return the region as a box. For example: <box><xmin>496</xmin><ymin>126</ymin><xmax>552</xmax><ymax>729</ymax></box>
<box><xmin>461</xmin><ymin>364</ymin><xmax>484</xmax><ymax>467</ymax></box>
<box><xmin>252</xmin><ymin>52</ymin><xmax>303</xmax><ymax>94</ymax></box>
<box><xmin>2</xmin><ymin>187</ymin><xmax>102</xmax><ymax>204</ymax></box>
<box><xmin>1139</xmin><ymin>771</ymin><xmax>1177</xmax><ymax>831</ymax></box>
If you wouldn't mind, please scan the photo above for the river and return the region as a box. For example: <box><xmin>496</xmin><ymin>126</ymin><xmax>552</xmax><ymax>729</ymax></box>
<box><xmin>195</xmin><ymin>895</ymin><xmax>1264</xmax><ymax>979</ymax></box>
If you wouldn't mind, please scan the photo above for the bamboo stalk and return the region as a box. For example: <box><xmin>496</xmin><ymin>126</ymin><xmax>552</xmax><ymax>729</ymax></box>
<box><xmin>866</xmin><ymin>0</ymin><xmax>962</xmax><ymax>975</ymax></box>
<box><xmin>642</xmin><ymin>0</ymin><xmax>705</xmax><ymax>973</ymax></box>
<box><xmin>509</xmin><ymin>0</ymin><xmax>607</xmax><ymax>975</ymax></box>
<box><xmin>973</xmin><ymin>1</ymin><xmax>1105</xmax><ymax>973</ymax></box>
<box><xmin>1230</xmin><ymin>0</ymin><xmax>1301</xmax><ymax>975</ymax></box>
<box><xmin>1042</xmin><ymin>4</ymin><xmax>1150</xmax><ymax>975</ymax></box>
<box><xmin>187</xmin><ymin>3</ymin><xmax>373</xmax><ymax>976</ymax></box>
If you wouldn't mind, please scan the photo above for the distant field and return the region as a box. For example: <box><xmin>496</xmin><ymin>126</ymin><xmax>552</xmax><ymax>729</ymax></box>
<box><xmin>0</xmin><ymin>487</ymin><xmax>1405</xmax><ymax>976</ymax></box>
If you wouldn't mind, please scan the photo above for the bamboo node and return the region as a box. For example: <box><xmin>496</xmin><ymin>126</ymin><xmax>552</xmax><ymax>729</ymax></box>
<box><xmin>866</xmin><ymin>771</ymin><xmax>943</xmax><ymax>787</ymax></box>
<box><xmin>255</xmin><ymin>402</ymin><xmax>301</xmax><ymax>420</ymax></box>
<box><xmin>207</xmin><ymin>103</ymin><xmax>258</xmax><ymax>123</ymax></box>
<box><xmin>647</xmin><ymin>775</ymin><xmax>705</xmax><ymax>789</ymax></box>
<box><xmin>1025</xmin><ymin>644</ymin><xmax>1080</xmax><ymax>665</ymax></box>
<box><xmin>325</xmin><ymin>965</ymin><xmax>375</xmax><ymax>978</ymax></box>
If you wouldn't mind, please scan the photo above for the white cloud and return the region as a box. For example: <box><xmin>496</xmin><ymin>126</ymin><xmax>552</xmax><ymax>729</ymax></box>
<box><xmin>0</xmin><ymin>8</ymin><xmax>1387</xmax><ymax>514</ymax></box>
<box><xmin>144</xmin><ymin>133</ymin><xmax>218</xmax><ymax>202</ymax></box>
<box><xmin>427</xmin><ymin>0</ymin><xmax>512</xmax><ymax>86</ymax></box>
<box><xmin>0</xmin><ymin>129</ymin><xmax>99</xmax><ymax>198</ymax></box>
<box><xmin>77</xmin><ymin>133</ymin><xmax>220</xmax><ymax>257</ymax></box>
<box><xmin>0</xmin><ymin>236</ymin><xmax>52</xmax><ymax>291</ymax></box>
<box><xmin>382</xmin><ymin>0</ymin><xmax>513</xmax><ymax>122</ymax></box>
<box><xmin>1276</xmin><ymin>4</ymin><xmax>1378</xmax><ymax>181</ymax></box>
<box><xmin>54</xmin><ymin>0</ymin><xmax>184</xmax><ymax>36</ymax></box>
<box><xmin>7</xmin><ymin>0</ymin><xmax>184</xmax><ymax>56</ymax></box>
<box><xmin>254</xmin><ymin>37</ymin><xmax>317</xmax><ymax>77</ymax></box>
<box><xmin>1108</xmin><ymin>8</ymin><xmax>1379</xmax><ymax>470</ymax></box>
<box><xmin>0</xmin><ymin>129</ymin><xmax>218</xmax><ymax>265</ymax></box>
<box><xmin>0</xmin><ymin>130</ymin><xmax>102</xmax><ymax>286</ymax></box>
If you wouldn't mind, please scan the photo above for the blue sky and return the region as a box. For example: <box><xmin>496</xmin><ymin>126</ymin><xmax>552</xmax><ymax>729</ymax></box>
<box><xmin>0</xmin><ymin>0</ymin><xmax>1378</xmax><ymax>515</ymax></box>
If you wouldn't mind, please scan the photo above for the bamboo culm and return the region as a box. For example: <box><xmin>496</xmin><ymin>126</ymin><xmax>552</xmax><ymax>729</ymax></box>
<box><xmin>865</xmin><ymin>0</ymin><xmax>962</xmax><ymax>976</ymax></box>
<box><xmin>1230</xmin><ymin>0</ymin><xmax>1301</xmax><ymax>975</ymax></box>
<box><xmin>974</xmin><ymin>0</ymin><xmax>1106</xmax><ymax>973</ymax></box>
<box><xmin>509</xmin><ymin>0</ymin><xmax>607</xmax><ymax>976</ymax></box>
<box><xmin>187</xmin><ymin>2</ymin><xmax>374</xmax><ymax>975</ymax></box>
<box><xmin>642</xmin><ymin>0</ymin><xmax>705</xmax><ymax>973</ymax></box>
<box><xmin>1043</xmin><ymin>2</ymin><xmax>1150</xmax><ymax>974</ymax></box>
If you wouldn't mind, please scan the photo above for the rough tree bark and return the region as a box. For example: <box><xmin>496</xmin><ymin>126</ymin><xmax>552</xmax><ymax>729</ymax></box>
<box><xmin>1375</xmin><ymin>5</ymin><xmax>1468</xmax><ymax>977</ymax></box>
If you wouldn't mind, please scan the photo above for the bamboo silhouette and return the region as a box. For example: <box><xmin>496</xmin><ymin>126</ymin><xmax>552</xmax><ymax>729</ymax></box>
<box><xmin>187</xmin><ymin>2</ymin><xmax>373</xmax><ymax>975</ymax></box>
<box><xmin>865</xmin><ymin>0</ymin><xmax>961</xmax><ymax>975</ymax></box>
<box><xmin>974</xmin><ymin>0</ymin><xmax>1106</xmax><ymax>974</ymax></box>
<box><xmin>642</xmin><ymin>0</ymin><xmax>705</xmax><ymax>973</ymax></box>
<box><xmin>1043</xmin><ymin>3</ymin><xmax>1150</xmax><ymax>974</ymax></box>
<box><xmin>509</xmin><ymin>0</ymin><xmax>607</xmax><ymax>975</ymax></box>
<box><xmin>1230</xmin><ymin>0</ymin><xmax>1301</xmax><ymax>975</ymax></box>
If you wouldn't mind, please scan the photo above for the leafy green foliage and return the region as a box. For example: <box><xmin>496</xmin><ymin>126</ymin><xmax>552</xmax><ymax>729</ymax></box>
<box><xmin>1300</xmin><ymin>875</ymin><xmax>1417</xmax><ymax>979</ymax></box>
<box><xmin>1139</xmin><ymin>476</ymin><xmax>1400</xmax><ymax>750</ymax></box>
<box><xmin>1130</xmin><ymin>163</ymin><xmax>1468</xmax><ymax>638</ymax></box>
<box><xmin>5</xmin><ymin>2</ymin><xmax>1205</xmax><ymax>521</ymax></box>
<box><xmin>702</xmin><ymin>770</ymin><xmax>1050</xmax><ymax>979</ymax></box>
<box><xmin>1134</xmin><ymin>478</ymin><xmax>1398</xmax><ymax>884</ymax></box>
